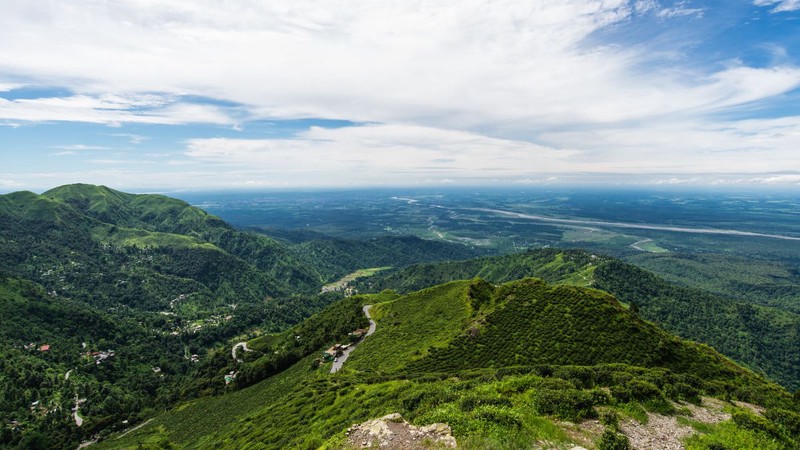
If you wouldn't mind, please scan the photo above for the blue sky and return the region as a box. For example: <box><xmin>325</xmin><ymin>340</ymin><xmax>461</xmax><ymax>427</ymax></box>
<box><xmin>1</xmin><ymin>0</ymin><xmax>799</xmax><ymax>192</ymax></box>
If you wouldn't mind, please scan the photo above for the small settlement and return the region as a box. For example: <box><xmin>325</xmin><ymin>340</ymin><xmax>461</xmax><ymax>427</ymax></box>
<box><xmin>317</xmin><ymin>327</ymin><xmax>369</xmax><ymax>365</ymax></box>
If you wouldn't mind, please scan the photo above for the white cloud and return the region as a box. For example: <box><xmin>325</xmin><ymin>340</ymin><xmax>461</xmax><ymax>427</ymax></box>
<box><xmin>0</xmin><ymin>178</ymin><xmax>23</xmax><ymax>188</ymax></box>
<box><xmin>754</xmin><ymin>0</ymin><xmax>800</xmax><ymax>12</ymax></box>
<box><xmin>656</xmin><ymin>2</ymin><xmax>704</xmax><ymax>18</ymax></box>
<box><xmin>107</xmin><ymin>133</ymin><xmax>149</xmax><ymax>144</ymax></box>
<box><xmin>0</xmin><ymin>82</ymin><xmax>23</xmax><ymax>92</ymax></box>
<box><xmin>540</xmin><ymin>115</ymin><xmax>800</xmax><ymax>173</ymax></box>
<box><xmin>184</xmin><ymin>124</ymin><xmax>577</xmax><ymax>184</ymax></box>
<box><xmin>51</xmin><ymin>144</ymin><xmax>110</xmax><ymax>151</ymax></box>
<box><xmin>0</xmin><ymin>0</ymin><xmax>794</xmax><ymax>130</ymax></box>
<box><xmin>0</xmin><ymin>94</ymin><xmax>237</xmax><ymax>125</ymax></box>
<box><xmin>0</xmin><ymin>1</ymin><xmax>799</xmax><ymax>185</ymax></box>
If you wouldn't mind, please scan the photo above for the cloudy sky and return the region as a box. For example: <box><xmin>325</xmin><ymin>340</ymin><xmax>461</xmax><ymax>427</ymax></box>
<box><xmin>1</xmin><ymin>0</ymin><xmax>800</xmax><ymax>191</ymax></box>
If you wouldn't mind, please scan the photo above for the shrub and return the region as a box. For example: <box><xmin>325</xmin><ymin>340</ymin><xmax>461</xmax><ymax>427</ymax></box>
<box><xmin>664</xmin><ymin>382</ymin><xmax>699</xmax><ymax>402</ymax></box>
<box><xmin>535</xmin><ymin>377</ymin><xmax>575</xmax><ymax>390</ymax></box>
<box><xmin>765</xmin><ymin>408</ymin><xmax>800</xmax><ymax>439</ymax></box>
<box><xmin>587</xmin><ymin>389</ymin><xmax>612</xmax><ymax>406</ymax></box>
<box><xmin>610</xmin><ymin>385</ymin><xmax>631</xmax><ymax>403</ymax></box>
<box><xmin>597</xmin><ymin>429</ymin><xmax>630</xmax><ymax>450</ymax></box>
<box><xmin>473</xmin><ymin>405</ymin><xmax>523</xmax><ymax>428</ymax></box>
<box><xmin>732</xmin><ymin>411</ymin><xmax>780</xmax><ymax>437</ymax></box>
<box><xmin>531</xmin><ymin>389</ymin><xmax>596</xmax><ymax>421</ymax></box>
<box><xmin>626</xmin><ymin>380</ymin><xmax>662</xmax><ymax>402</ymax></box>
<box><xmin>458</xmin><ymin>393</ymin><xmax>512</xmax><ymax>412</ymax></box>
<box><xmin>496</xmin><ymin>374</ymin><xmax>542</xmax><ymax>395</ymax></box>
<box><xmin>599</xmin><ymin>410</ymin><xmax>619</xmax><ymax>428</ymax></box>
<box><xmin>553</xmin><ymin>366</ymin><xmax>596</xmax><ymax>389</ymax></box>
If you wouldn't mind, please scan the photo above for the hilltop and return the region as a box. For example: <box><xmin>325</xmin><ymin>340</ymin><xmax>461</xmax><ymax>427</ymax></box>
<box><xmin>0</xmin><ymin>184</ymin><xmax>487</xmax><ymax>448</ymax></box>
<box><xmin>104</xmin><ymin>277</ymin><xmax>799</xmax><ymax>449</ymax></box>
<box><xmin>360</xmin><ymin>248</ymin><xmax>800</xmax><ymax>391</ymax></box>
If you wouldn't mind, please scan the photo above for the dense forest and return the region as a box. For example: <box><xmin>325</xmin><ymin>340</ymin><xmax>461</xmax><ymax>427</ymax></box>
<box><xmin>103</xmin><ymin>277</ymin><xmax>800</xmax><ymax>449</ymax></box>
<box><xmin>0</xmin><ymin>185</ymin><xmax>484</xmax><ymax>448</ymax></box>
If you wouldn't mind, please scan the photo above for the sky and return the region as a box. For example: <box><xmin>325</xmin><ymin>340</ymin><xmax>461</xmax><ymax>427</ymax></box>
<box><xmin>1</xmin><ymin>0</ymin><xmax>800</xmax><ymax>192</ymax></box>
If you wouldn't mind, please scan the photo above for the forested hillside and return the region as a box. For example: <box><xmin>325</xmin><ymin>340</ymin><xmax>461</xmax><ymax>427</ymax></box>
<box><xmin>364</xmin><ymin>249</ymin><xmax>800</xmax><ymax>391</ymax></box>
<box><xmin>105</xmin><ymin>278</ymin><xmax>799</xmax><ymax>449</ymax></box>
<box><xmin>0</xmin><ymin>184</ymin><xmax>489</xmax><ymax>447</ymax></box>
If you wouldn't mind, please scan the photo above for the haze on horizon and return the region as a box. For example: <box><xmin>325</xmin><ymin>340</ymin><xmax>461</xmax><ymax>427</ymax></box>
<box><xmin>1</xmin><ymin>0</ymin><xmax>800</xmax><ymax>192</ymax></box>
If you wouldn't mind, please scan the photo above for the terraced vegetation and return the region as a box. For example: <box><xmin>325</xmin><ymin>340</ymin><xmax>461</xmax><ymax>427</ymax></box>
<box><xmin>364</xmin><ymin>249</ymin><xmax>800</xmax><ymax>391</ymax></box>
<box><xmin>0</xmin><ymin>184</ymin><xmax>487</xmax><ymax>448</ymax></box>
<box><xmin>4</xmin><ymin>184</ymin><xmax>800</xmax><ymax>449</ymax></box>
<box><xmin>102</xmin><ymin>277</ymin><xmax>798</xmax><ymax>449</ymax></box>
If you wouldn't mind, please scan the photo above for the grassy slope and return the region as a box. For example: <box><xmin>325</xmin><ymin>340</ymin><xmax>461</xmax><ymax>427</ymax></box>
<box><xmin>369</xmin><ymin>248</ymin><xmax>800</xmax><ymax>391</ymax></box>
<box><xmin>102</xmin><ymin>278</ymin><xmax>798</xmax><ymax>449</ymax></box>
<box><xmin>346</xmin><ymin>280</ymin><xmax>479</xmax><ymax>372</ymax></box>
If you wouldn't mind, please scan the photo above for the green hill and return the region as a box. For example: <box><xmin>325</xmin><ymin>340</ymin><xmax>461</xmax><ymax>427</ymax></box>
<box><xmin>102</xmin><ymin>278</ymin><xmax>799</xmax><ymax>450</ymax></box>
<box><xmin>0</xmin><ymin>184</ymin><xmax>499</xmax><ymax>447</ymax></box>
<box><xmin>365</xmin><ymin>248</ymin><xmax>800</xmax><ymax>391</ymax></box>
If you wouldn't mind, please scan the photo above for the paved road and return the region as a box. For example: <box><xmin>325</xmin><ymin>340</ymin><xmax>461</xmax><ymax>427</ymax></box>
<box><xmin>331</xmin><ymin>305</ymin><xmax>375</xmax><ymax>374</ymax></box>
<box><xmin>232</xmin><ymin>342</ymin><xmax>251</xmax><ymax>361</ymax></box>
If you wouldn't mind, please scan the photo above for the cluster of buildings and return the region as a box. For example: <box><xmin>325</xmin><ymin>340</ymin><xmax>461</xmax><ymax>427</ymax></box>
<box><xmin>318</xmin><ymin>328</ymin><xmax>369</xmax><ymax>363</ymax></box>
<box><xmin>85</xmin><ymin>349</ymin><xmax>115</xmax><ymax>365</ymax></box>
<box><xmin>20</xmin><ymin>343</ymin><xmax>51</xmax><ymax>352</ymax></box>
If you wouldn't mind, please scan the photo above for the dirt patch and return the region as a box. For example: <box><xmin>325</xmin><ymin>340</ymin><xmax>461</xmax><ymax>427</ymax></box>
<box><xmin>621</xmin><ymin>412</ymin><xmax>693</xmax><ymax>450</ymax></box>
<box><xmin>565</xmin><ymin>419</ymin><xmax>605</xmax><ymax>448</ymax></box>
<box><xmin>346</xmin><ymin>413</ymin><xmax>457</xmax><ymax>449</ymax></box>
<box><xmin>620</xmin><ymin>397</ymin><xmax>735</xmax><ymax>450</ymax></box>
<box><xmin>733</xmin><ymin>400</ymin><xmax>765</xmax><ymax>416</ymax></box>
<box><xmin>685</xmin><ymin>397</ymin><xmax>730</xmax><ymax>424</ymax></box>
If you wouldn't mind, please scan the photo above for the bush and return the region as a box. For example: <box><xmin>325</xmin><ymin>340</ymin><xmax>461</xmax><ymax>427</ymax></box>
<box><xmin>597</xmin><ymin>429</ymin><xmax>630</xmax><ymax>450</ymax></box>
<box><xmin>473</xmin><ymin>405</ymin><xmax>522</xmax><ymax>428</ymax></box>
<box><xmin>732</xmin><ymin>411</ymin><xmax>780</xmax><ymax>437</ymax></box>
<box><xmin>458</xmin><ymin>393</ymin><xmax>512</xmax><ymax>412</ymax></box>
<box><xmin>531</xmin><ymin>389</ymin><xmax>596</xmax><ymax>421</ymax></box>
<box><xmin>664</xmin><ymin>382</ymin><xmax>699</xmax><ymax>402</ymax></box>
<box><xmin>599</xmin><ymin>410</ymin><xmax>619</xmax><ymax>429</ymax></box>
<box><xmin>765</xmin><ymin>408</ymin><xmax>800</xmax><ymax>439</ymax></box>
<box><xmin>610</xmin><ymin>385</ymin><xmax>631</xmax><ymax>403</ymax></box>
<box><xmin>535</xmin><ymin>377</ymin><xmax>575</xmax><ymax>390</ymax></box>
<box><xmin>626</xmin><ymin>380</ymin><xmax>662</xmax><ymax>402</ymax></box>
<box><xmin>587</xmin><ymin>389</ymin><xmax>612</xmax><ymax>406</ymax></box>
<box><xmin>553</xmin><ymin>366</ymin><xmax>596</xmax><ymax>389</ymax></box>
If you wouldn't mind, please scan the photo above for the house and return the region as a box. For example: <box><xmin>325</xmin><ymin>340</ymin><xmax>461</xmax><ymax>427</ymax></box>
<box><xmin>348</xmin><ymin>329</ymin><xmax>368</xmax><ymax>342</ymax></box>
<box><xmin>322</xmin><ymin>344</ymin><xmax>344</xmax><ymax>361</ymax></box>
<box><xmin>224</xmin><ymin>371</ymin><xmax>237</xmax><ymax>385</ymax></box>
<box><xmin>39</xmin><ymin>345</ymin><xmax>50</xmax><ymax>352</ymax></box>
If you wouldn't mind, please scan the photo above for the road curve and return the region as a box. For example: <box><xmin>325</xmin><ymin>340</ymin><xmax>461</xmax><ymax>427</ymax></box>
<box><xmin>232</xmin><ymin>342</ymin><xmax>251</xmax><ymax>361</ymax></box>
<box><xmin>331</xmin><ymin>305</ymin><xmax>375</xmax><ymax>374</ymax></box>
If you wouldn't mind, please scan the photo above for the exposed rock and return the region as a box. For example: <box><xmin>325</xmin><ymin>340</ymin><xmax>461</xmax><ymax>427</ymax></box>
<box><xmin>347</xmin><ymin>413</ymin><xmax>457</xmax><ymax>449</ymax></box>
<box><xmin>620</xmin><ymin>397</ymin><xmax>733</xmax><ymax>450</ymax></box>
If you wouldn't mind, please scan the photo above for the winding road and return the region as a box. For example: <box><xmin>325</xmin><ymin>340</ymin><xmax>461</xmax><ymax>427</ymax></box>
<box><xmin>331</xmin><ymin>305</ymin><xmax>375</xmax><ymax>374</ymax></box>
<box><xmin>232</xmin><ymin>342</ymin><xmax>252</xmax><ymax>362</ymax></box>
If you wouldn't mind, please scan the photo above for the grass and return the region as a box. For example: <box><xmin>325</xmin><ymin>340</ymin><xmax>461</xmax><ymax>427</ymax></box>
<box><xmin>92</xmin><ymin>224</ymin><xmax>219</xmax><ymax>249</ymax></box>
<box><xmin>321</xmin><ymin>266</ymin><xmax>392</xmax><ymax>291</ymax></box>
<box><xmin>97</xmin><ymin>275</ymin><xmax>798</xmax><ymax>449</ymax></box>
<box><xmin>345</xmin><ymin>280</ymin><xmax>478</xmax><ymax>373</ymax></box>
<box><xmin>683</xmin><ymin>420</ymin><xmax>787</xmax><ymax>450</ymax></box>
<box><xmin>635</xmin><ymin>240</ymin><xmax>669</xmax><ymax>253</ymax></box>
<box><xmin>101</xmin><ymin>354</ymin><xmax>322</xmax><ymax>448</ymax></box>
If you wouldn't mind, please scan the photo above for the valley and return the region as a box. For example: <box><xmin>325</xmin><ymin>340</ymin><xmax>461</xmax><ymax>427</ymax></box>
<box><xmin>1</xmin><ymin>185</ymin><xmax>799</xmax><ymax>449</ymax></box>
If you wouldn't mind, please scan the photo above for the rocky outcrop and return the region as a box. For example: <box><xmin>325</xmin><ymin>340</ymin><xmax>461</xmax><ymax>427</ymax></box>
<box><xmin>346</xmin><ymin>413</ymin><xmax>457</xmax><ymax>449</ymax></box>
